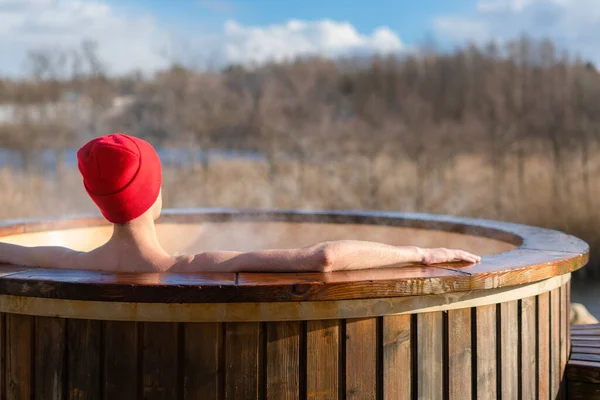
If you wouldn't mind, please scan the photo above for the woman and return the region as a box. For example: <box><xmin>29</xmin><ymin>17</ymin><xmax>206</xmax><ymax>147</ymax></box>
<box><xmin>0</xmin><ymin>134</ymin><xmax>480</xmax><ymax>272</ymax></box>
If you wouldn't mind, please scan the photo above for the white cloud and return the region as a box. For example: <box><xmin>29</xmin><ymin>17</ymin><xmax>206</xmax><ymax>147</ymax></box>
<box><xmin>0</xmin><ymin>0</ymin><xmax>170</xmax><ymax>77</ymax></box>
<box><xmin>213</xmin><ymin>19</ymin><xmax>403</xmax><ymax>66</ymax></box>
<box><xmin>434</xmin><ymin>0</ymin><xmax>600</xmax><ymax>61</ymax></box>
<box><xmin>0</xmin><ymin>0</ymin><xmax>404</xmax><ymax>76</ymax></box>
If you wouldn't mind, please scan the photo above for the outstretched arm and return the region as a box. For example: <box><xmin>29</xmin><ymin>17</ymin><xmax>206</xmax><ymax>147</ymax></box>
<box><xmin>0</xmin><ymin>242</ymin><xmax>83</xmax><ymax>269</ymax></box>
<box><xmin>173</xmin><ymin>240</ymin><xmax>481</xmax><ymax>273</ymax></box>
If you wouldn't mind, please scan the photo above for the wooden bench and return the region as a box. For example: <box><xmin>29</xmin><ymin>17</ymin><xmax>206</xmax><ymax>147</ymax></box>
<box><xmin>568</xmin><ymin>323</ymin><xmax>600</xmax><ymax>398</ymax></box>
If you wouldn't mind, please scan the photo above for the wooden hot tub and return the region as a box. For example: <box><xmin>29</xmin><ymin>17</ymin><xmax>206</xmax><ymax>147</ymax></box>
<box><xmin>0</xmin><ymin>209</ymin><xmax>589</xmax><ymax>399</ymax></box>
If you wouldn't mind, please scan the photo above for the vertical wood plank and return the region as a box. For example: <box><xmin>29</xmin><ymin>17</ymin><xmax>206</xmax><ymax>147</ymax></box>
<box><xmin>567</xmin><ymin>283</ymin><xmax>571</xmax><ymax>357</ymax></box>
<box><xmin>306</xmin><ymin>320</ymin><xmax>339</xmax><ymax>400</ymax></box>
<box><xmin>184</xmin><ymin>323</ymin><xmax>222</xmax><ymax>400</ymax></box>
<box><xmin>225</xmin><ymin>322</ymin><xmax>260</xmax><ymax>400</ymax></box>
<box><xmin>67</xmin><ymin>319</ymin><xmax>101</xmax><ymax>400</ymax></box>
<box><xmin>0</xmin><ymin>314</ymin><xmax>4</xmax><ymax>400</ymax></box>
<box><xmin>6</xmin><ymin>314</ymin><xmax>33</xmax><ymax>400</ymax></box>
<box><xmin>345</xmin><ymin>318</ymin><xmax>377</xmax><ymax>399</ymax></box>
<box><xmin>142</xmin><ymin>322</ymin><xmax>179</xmax><ymax>400</ymax></box>
<box><xmin>550</xmin><ymin>288</ymin><xmax>561</xmax><ymax>399</ymax></box>
<box><xmin>266</xmin><ymin>321</ymin><xmax>300</xmax><ymax>400</ymax></box>
<box><xmin>500</xmin><ymin>301</ymin><xmax>518</xmax><ymax>400</ymax></box>
<box><xmin>476</xmin><ymin>305</ymin><xmax>497</xmax><ymax>400</ymax></box>
<box><xmin>104</xmin><ymin>321</ymin><xmax>138</xmax><ymax>400</ymax></box>
<box><xmin>559</xmin><ymin>284</ymin><xmax>568</xmax><ymax>399</ymax></box>
<box><xmin>417</xmin><ymin>312</ymin><xmax>443</xmax><ymax>400</ymax></box>
<box><xmin>521</xmin><ymin>297</ymin><xmax>537</xmax><ymax>400</ymax></box>
<box><xmin>35</xmin><ymin>316</ymin><xmax>65</xmax><ymax>400</ymax></box>
<box><xmin>383</xmin><ymin>314</ymin><xmax>411</xmax><ymax>400</ymax></box>
<box><xmin>448</xmin><ymin>308</ymin><xmax>471</xmax><ymax>400</ymax></box>
<box><xmin>538</xmin><ymin>292</ymin><xmax>550</xmax><ymax>399</ymax></box>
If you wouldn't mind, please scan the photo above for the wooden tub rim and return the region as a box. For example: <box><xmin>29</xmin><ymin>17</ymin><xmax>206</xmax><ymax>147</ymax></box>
<box><xmin>0</xmin><ymin>273</ymin><xmax>570</xmax><ymax>322</ymax></box>
<box><xmin>0</xmin><ymin>208</ymin><xmax>589</xmax><ymax>304</ymax></box>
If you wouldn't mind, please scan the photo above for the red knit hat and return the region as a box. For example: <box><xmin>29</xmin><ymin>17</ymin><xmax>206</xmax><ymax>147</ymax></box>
<box><xmin>77</xmin><ymin>134</ymin><xmax>162</xmax><ymax>224</ymax></box>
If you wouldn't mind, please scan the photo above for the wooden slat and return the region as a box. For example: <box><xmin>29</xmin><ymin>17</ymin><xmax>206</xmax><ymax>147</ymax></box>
<box><xmin>448</xmin><ymin>308</ymin><xmax>471</xmax><ymax>400</ymax></box>
<box><xmin>573</xmin><ymin>347</ymin><xmax>600</xmax><ymax>355</ymax></box>
<box><xmin>571</xmin><ymin>329</ymin><xmax>600</xmax><ymax>337</ymax></box>
<box><xmin>521</xmin><ymin>297</ymin><xmax>537</xmax><ymax>400</ymax></box>
<box><xmin>6</xmin><ymin>314</ymin><xmax>33</xmax><ymax>399</ymax></box>
<box><xmin>500</xmin><ymin>301</ymin><xmax>518</xmax><ymax>399</ymax></box>
<box><xmin>68</xmin><ymin>319</ymin><xmax>101</xmax><ymax>400</ymax></box>
<box><xmin>567</xmin><ymin>380</ymin><xmax>600</xmax><ymax>399</ymax></box>
<box><xmin>561</xmin><ymin>285</ymin><xmax>568</xmax><ymax>370</ymax></box>
<box><xmin>571</xmin><ymin>354</ymin><xmax>600</xmax><ymax>363</ymax></box>
<box><xmin>104</xmin><ymin>321</ymin><xmax>138</xmax><ymax>400</ymax></box>
<box><xmin>142</xmin><ymin>322</ymin><xmax>179</xmax><ymax>400</ymax></box>
<box><xmin>568</xmin><ymin>360</ymin><xmax>600</xmax><ymax>383</ymax></box>
<box><xmin>476</xmin><ymin>305</ymin><xmax>496</xmax><ymax>400</ymax></box>
<box><xmin>225</xmin><ymin>322</ymin><xmax>261</xmax><ymax>400</ymax></box>
<box><xmin>571</xmin><ymin>323</ymin><xmax>600</xmax><ymax>331</ymax></box>
<box><xmin>35</xmin><ymin>316</ymin><xmax>66</xmax><ymax>400</ymax></box>
<box><xmin>560</xmin><ymin>285</ymin><xmax>568</xmax><ymax>399</ymax></box>
<box><xmin>417</xmin><ymin>312</ymin><xmax>443</xmax><ymax>400</ymax></box>
<box><xmin>184</xmin><ymin>323</ymin><xmax>222</xmax><ymax>400</ymax></box>
<box><xmin>345</xmin><ymin>318</ymin><xmax>377</xmax><ymax>399</ymax></box>
<box><xmin>572</xmin><ymin>337</ymin><xmax>600</xmax><ymax>342</ymax></box>
<box><xmin>551</xmin><ymin>288</ymin><xmax>561</xmax><ymax>399</ymax></box>
<box><xmin>306</xmin><ymin>320</ymin><xmax>339</xmax><ymax>400</ymax></box>
<box><xmin>266</xmin><ymin>321</ymin><xmax>300</xmax><ymax>400</ymax></box>
<box><xmin>538</xmin><ymin>292</ymin><xmax>550</xmax><ymax>399</ymax></box>
<box><xmin>383</xmin><ymin>314</ymin><xmax>411</xmax><ymax>400</ymax></box>
<box><xmin>567</xmin><ymin>284</ymin><xmax>571</xmax><ymax>357</ymax></box>
<box><xmin>0</xmin><ymin>314</ymin><xmax>3</xmax><ymax>399</ymax></box>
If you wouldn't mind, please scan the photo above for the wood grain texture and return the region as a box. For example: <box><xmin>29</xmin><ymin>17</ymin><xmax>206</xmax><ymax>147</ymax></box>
<box><xmin>568</xmin><ymin>360</ymin><xmax>600</xmax><ymax>384</ymax></box>
<box><xmin>35</xmin><ymin>316</ymin><xmax>66</xmax><ymax>400</ymax></box>
<box><xmin>500</xmin><ymin>301</ymin><xmax>518</xmax><ymax>400</ymax></box>
<box><xmin>345</xmin><ymin>318</ymin><xmax>377</xmax><ymax>399</ymax></box>
<box><xmin>6</xmin><ymin>314</ymin><xmax>32</xmax><ymax>400</ymax></box>
<box><xmin>567</xmin><ymin>323</ymin><xmax>600</xmax><ymax>390</ymax></box>
<box><xmin>0</xmin><ymin>314</ymin><xmax>4</xmax><ymax>399</ymax></box>
<box><xmin>417</xmin><ymin>312</ymin><xmax>443</xmax><ymax>400</ymax></box>
<box><xmin>67</xmin><ymin>319</ymin><xmax>101</xmax><ymax>400</ymax></box>
<box><xmin>567</xmin><ymin>380</ymin><xmax>600</xmax><ymax>399</ymax></box>
<box><xmin>306</xmin><ymin>319</ymin><xmax>339</xmax><ymax>400</ymax></box>
<box><xmin>183</xmin><ymin>323</ymin><xmax>222</xmax><ymax>400</ymax></box>
<box><xmin>383</xmin><ymin>314</ymin><xmax>411</xmax><ymax>400</ymax></box>
<box><xmin>141</xmin><ymin>322</ymin><xmax>179</xmax><ymax>400</ymax></box>
<box><xmin>550</xmin><ymin>288</ymin><xmax>561</xmax><ymax>399</ymax></box>
<box><xmin>224</xmin><ymin>322</ymin><xmax>261</xmax><ymax>400</ymax></box>
<box><xmin>0</xmin><ymin>210</ymin><xmax>588</xmax><ymax>303</ymax></box>
<box><xmin>0</xmin><ymin>251</ymin><xmax>582</xmax><ymax>303</ymax></box>
<box><xmin>104</xmin><ymin>321</ymin><xmax>138</xmax><ymax>400</ymax></box>
<box><xmin>476</xmin><ymin>305</ymin><xmax>496</xmax><ymax>400</ymax></box>
<box><xmin>266</xmin><ymin>321</ymin><xmax>300</xmax><ymax>400</ymax></box>
<box><xmin>521</xmin><ymin>297</ymin><xmax>537</xmax><ymax>400</ymax></box>
<box><xmin>561</xmin><ymin>284</ymin><xmax>568</xmax><ymax>371</ymax></box>
<box><xmin>538</xmin><ymin>292</ymin><xmax>550</xmax><ymax>399</ymax></box>
<box><xmin>568</xmin><ymin>284</ymin><xmax>572</xmax><ymax>356</ymax></box>
<box><xmin>448</xmin><ymin>308</ymin><xmax>471</xmax><ymax>400</ymax></box>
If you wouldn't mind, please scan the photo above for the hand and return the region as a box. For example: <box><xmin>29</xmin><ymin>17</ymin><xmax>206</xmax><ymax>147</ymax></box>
<box><xmin>420</xmin><ymin>248</ymin><xmax>481</xmax><ymax>265</ymax></box>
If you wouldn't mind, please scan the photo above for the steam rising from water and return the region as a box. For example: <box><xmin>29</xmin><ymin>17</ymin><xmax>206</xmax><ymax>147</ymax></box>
<box><xmin>1</xmin><ymin>221</ymin><xmax>516</xmax><ymax>256</ymax></box>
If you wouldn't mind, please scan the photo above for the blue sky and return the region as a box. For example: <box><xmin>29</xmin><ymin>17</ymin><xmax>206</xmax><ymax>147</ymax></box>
<box><xmin>111</xmin><ymin>0</ymin><xmax>476</xmax><ymax>44</ymax></box>
<box><xmin>1</xmin><ymin>0</ymin><xmax>599</xmax><ymax>76</ymax></box>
